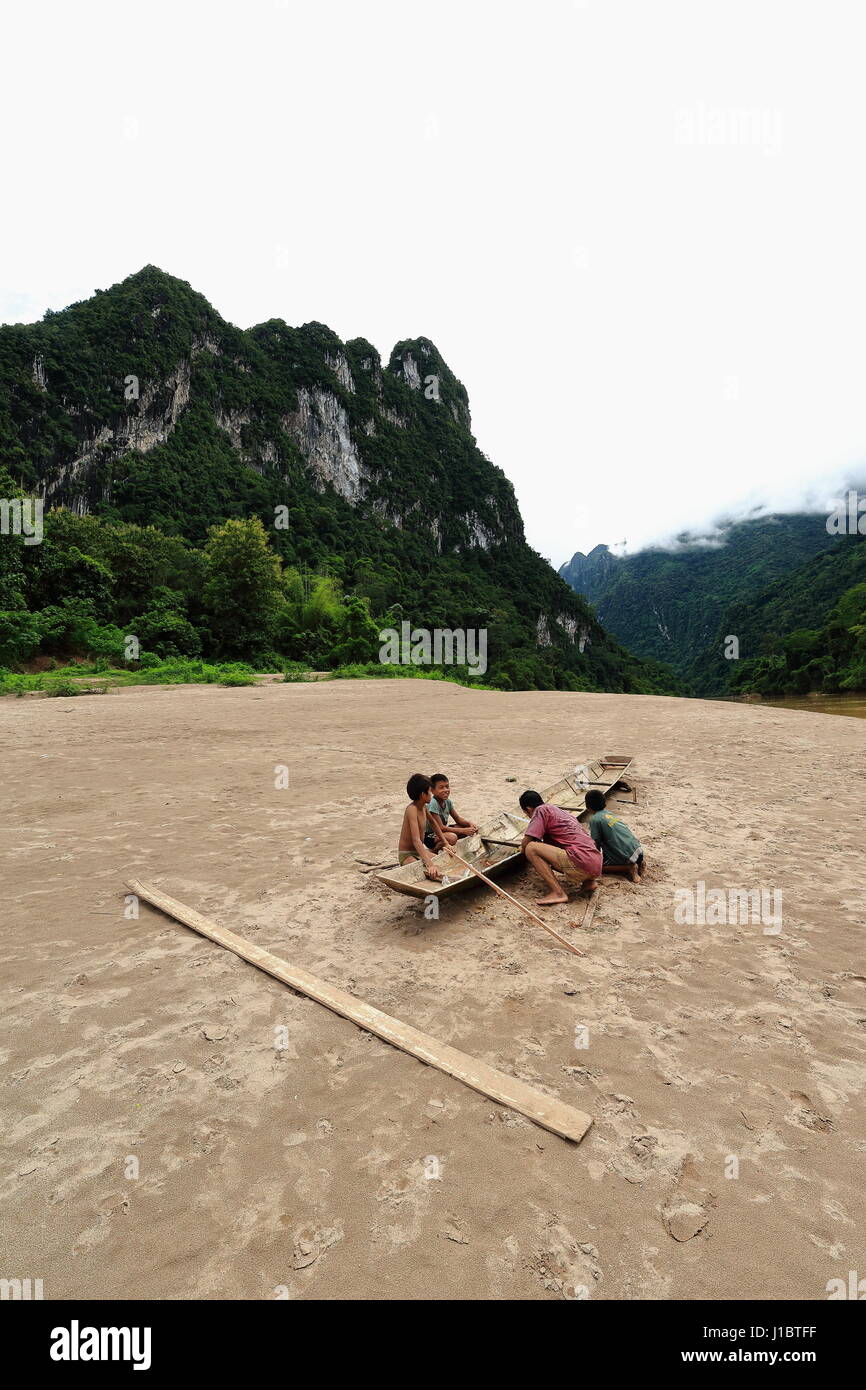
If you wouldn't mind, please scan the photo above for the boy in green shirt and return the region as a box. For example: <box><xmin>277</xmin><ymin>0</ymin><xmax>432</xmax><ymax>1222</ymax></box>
<box><xmin>428</xmin><ymin>773</ymin><xmax>478</xmax><ymax>844</ymax></box>
<box><xmin>584</xmin><ymin>790</ymin><xmax>645</xmax><ymax>884</ymax></box>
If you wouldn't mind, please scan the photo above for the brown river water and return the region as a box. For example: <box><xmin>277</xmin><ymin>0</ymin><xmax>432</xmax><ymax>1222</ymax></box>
<box><xmin>759</xmin><ymin>693</ymin><xmax>866</xmax><ymax>720</ymax></box>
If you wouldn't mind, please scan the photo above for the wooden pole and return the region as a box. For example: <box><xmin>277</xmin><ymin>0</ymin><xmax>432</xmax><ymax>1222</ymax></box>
<box><xmin>580</xmin><ymin>885</ymin><xmax>601</xmax><ymax>930</ymax></box>
<box><xmin>442</xmin><ymin>845</ymin><xmax>585</xmax><ymax>957</ymax></box>
<box><xmin>126</xmin><ymin>879</ymin><xmax>592</xmax><ymax>1144</ymax></box>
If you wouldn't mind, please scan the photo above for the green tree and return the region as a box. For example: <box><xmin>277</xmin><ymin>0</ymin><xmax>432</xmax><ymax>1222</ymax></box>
<box><xmin>133</xmin><ymin>588</ymin><xmax>201</xmax><ymax>658</ymax></box>
<box><xmin>834</xmin><ymin>582</ymin><xmax>866</xmax><ymax>630</ymax></box>
<box><xmin>0</xmin><ymin>610</ymin><xmax>40</xmax><ymax>666</ymax></box>
<box><xmin>330</xmin><ymin>594</ymin><xmax>381</xmax><ymax>664</ymax></box>
<box><xmin>0</xmin><ymin>466</ymin><xmax>27</xmax><ymax>608</ymax></box>
<box><xmin>203</xmin><ymin>518</ymin><xmax>283</xmax><ymax>658</ymax></box>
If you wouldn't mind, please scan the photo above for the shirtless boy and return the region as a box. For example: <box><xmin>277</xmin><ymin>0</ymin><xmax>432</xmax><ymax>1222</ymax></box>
<box><xmin>398</xmin><ymin>773</ymin><xmax>446</xmax><ymax>880</ymax></box>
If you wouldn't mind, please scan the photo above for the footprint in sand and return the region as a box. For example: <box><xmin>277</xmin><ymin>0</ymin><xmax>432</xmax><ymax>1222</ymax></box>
<box><xmin>291</xmin><ymin>1223</ymin><xmax>343</xmax><ymax>1270</ymax></box>
<box><xmin>662</xmin><ymin>1201</ymin><xmax>709</xmax><ymax>1242</ymax></box>
<box><xmin>528</xmin><ymin>1220</ymin><xmax>602</xmax><ymax>1299</ymax></box>
<box><xmin>376</xmin><ymin>1175</ymin><xmax>412</xmax><ymax>1206</ymax></box>
<box><xmin>659</xmin><ymin>1150</ymin><xmax>715</xmax><ymax>1242</ymax></box>
<box><xmin>440</xmin><ymin>1217</ymin><xmax>470</xmax><ymax>1245</ymax></box>
<box><xmin>786</xmin><ymin>1091</ymin><xmax>834</xmax><ymax>1133</ymax></box>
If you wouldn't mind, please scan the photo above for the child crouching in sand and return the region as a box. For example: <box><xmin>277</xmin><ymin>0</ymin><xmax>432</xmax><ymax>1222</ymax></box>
<box><xmin>398</xmin><ymin>773</ymin><xmax>445</xmax><ymax>881</ymax></box>
<box><xmin>584</xmin><ymin>790</ymin><xmax>645</xmax><ymax>883</ymax></box>
<box><xmin>518</xmin><ymin>790</ymin><xmax>602</xmax><ymax>906</ymax></box>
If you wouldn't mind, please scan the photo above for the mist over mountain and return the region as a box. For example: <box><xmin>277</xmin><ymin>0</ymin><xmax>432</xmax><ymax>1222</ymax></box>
<box><xmin>584</xmin><ymin>481</ymin><xmax>866</xmax><ymax>563</ymax></box>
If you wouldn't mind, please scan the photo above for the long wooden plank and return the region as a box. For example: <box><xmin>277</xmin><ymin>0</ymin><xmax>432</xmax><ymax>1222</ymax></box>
<box><xmin>127</xmin><ymin>879</ymin><xmax>593</xmax><ymax>1145</ymax></box>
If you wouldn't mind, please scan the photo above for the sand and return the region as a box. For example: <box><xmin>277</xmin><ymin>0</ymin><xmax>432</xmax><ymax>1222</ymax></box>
<box><xmin>2</xmin><ymin>678</ymin><xmax>864</xmax><ymax>1301</ymax></box>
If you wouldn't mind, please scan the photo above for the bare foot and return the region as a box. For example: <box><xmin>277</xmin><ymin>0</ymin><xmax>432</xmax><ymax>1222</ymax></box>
<box><xmin>579</xmin><ymin>878</ymin><xmax>601</xmax><ymax>896</ymax></box>
<box><xmin>536</xmin><ymin>892</ymin><xmax>568</xmax><ymax>906</ymax></box>
<box><xmin>628</xmin><ymin>864</ymin><xmax>640</xmax><ymax>884</ymax></box>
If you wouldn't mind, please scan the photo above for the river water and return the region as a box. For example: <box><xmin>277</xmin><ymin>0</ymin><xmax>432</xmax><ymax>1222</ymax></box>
<box><xmin>759</xmin><ymin>693</ymin><xmax>866</xmax><ymax>720</ymax></box>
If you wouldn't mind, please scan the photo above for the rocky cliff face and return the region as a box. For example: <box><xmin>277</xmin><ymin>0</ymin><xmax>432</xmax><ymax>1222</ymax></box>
<box><xmin>281</xmin><ymin>387</ymin><xmax>366</xmax><ymax>502</ymax></box>
<box><xmin>1</xmin><ymin>268</ymin><xmax>519</xmax><ymax>558</ymax></box>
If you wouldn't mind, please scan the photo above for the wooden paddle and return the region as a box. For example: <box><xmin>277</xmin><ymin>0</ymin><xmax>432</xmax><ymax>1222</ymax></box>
<box><xmin>441</xmin><ymin>843</ymin><xmax>585</xmax><ymax>957</ymax></box>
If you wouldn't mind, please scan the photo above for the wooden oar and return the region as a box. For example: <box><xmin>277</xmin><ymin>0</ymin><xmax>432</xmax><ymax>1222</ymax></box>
<box><xmin>441</xmin><ymin>843</ymin><xmax>585</xmax><ymax>957</ymax></box>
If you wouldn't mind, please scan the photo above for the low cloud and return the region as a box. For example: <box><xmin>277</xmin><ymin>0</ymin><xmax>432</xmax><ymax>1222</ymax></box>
<box><xmin>607</xmin><ymin>471</ymin><xmax>866</xmax><ymax>558</ymax></box>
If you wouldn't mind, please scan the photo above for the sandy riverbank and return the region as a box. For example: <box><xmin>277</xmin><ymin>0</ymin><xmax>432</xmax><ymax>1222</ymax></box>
<box><xmin>2</xmin><ymin>679</ymin><xmax>864</xmax><ymax>1300</ymax></box>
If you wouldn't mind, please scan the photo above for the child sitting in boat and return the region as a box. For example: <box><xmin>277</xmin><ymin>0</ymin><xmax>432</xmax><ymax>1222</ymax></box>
<box><xmin>398</xmin><ymin>773</ymin><xmax>445</xmax><ymax>880</ymax></box>
<box><xmin>584</xmin><ymin>790</ymin><xmax>644</xmax><ymax>883</ymax></box>
<box><xmin>428</xmin><ymin>773</ymin><xmax>478</xmax><ymax>844</ymax></box>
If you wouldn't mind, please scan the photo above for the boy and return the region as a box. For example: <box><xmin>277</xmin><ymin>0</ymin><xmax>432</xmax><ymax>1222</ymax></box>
<box><xmin>428</xmin><ymin>773</ymin><xmax>478</xmax><ymax>845</ymax></box>
<box><xmin>584</xmin><ymin>789</ymin><xmax>644</xmax><ymax>883</ymax></box>
<box><xmin>398</xmin><ymin>773</ymin><xmax>446</xmax><ymax>880</ymax></box>
<box><xmin>518</xmin><ymin>790</ymin><xmax>602</xmax><ymax>906</ymax></box>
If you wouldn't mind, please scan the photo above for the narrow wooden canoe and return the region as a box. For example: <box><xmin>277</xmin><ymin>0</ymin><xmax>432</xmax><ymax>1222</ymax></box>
<box><xmin>375</xmin><ymin>755</ymin><xmax>634</xmax><ymax>900</ymax></box>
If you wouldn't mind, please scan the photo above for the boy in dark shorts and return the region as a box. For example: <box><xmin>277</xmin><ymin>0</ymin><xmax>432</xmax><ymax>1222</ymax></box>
<box><xmin>398</xmin><ymin>773</ymin><xmax>445</xmax><ymax>880</ymax></box>
<box><xmin>584</xmin><ymin>789</ymin><xmax>644</xmax><ymax>883</ymax></box>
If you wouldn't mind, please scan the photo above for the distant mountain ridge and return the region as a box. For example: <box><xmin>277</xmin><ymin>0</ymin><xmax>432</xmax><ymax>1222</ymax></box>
<box><xmin>559</xmin><ymin>511</ymin><xmax>865</xmax><ymax>693</ymax></box>
<box><xmin>722</xmin><ymin>531</ymin><xmax>866</xmax><ymax>696</ymax></box>
<box><xmin>558</xmin><ymin>543</ymin><xmax>619</xmax><ymax>597</ymax></box>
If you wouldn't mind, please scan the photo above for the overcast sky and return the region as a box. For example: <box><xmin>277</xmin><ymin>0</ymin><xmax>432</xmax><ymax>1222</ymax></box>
<box><xmin>3</xmin><ymin>0</ymin><xmax>866</xmax><ymax>566</ymax></box>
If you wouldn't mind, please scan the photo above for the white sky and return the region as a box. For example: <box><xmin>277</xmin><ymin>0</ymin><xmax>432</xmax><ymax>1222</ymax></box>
<box><xmin>3</xmin><ymin>0</ymin><xmax>866</xmax><ymax>566</ymax></box>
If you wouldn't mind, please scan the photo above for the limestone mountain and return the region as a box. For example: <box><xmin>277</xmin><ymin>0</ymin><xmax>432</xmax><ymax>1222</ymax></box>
<box><xmin>0</xmin><ymin>266</ymin><xmax>677</xmax><ymax>691</ymax></box>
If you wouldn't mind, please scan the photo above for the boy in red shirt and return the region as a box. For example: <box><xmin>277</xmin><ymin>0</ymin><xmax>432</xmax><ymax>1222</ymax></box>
<box><xmin>518</xmin><ymin>790</ymin><xmax>602</xmax><ymax>906</ymax></box>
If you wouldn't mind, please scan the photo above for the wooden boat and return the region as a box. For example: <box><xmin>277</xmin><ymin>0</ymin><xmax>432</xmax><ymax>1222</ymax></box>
<box><xmin>375</xmin><ymin>754</ymin><xmax>635</xmax><ymax>900</ymax></box>
<box><xmin>543</xmin><ymin>754</ymin><xmax>636</xmax><ymax>823</ymax></box>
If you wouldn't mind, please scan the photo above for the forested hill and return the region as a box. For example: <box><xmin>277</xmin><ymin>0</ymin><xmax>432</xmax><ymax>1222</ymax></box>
<box><xmin>0</xmin><ymin>266</ymin><xmax>678</xmax><ymax>692</ymax></box>
<box><xmin>559</xmin><ymin>513</ymin><xmax>866</xmax><ymax>696</ymax></box>
<box><xmin>721</xmin><ymin>532</ymin><xmax>866</xmax><ymax>697</ymax></box>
